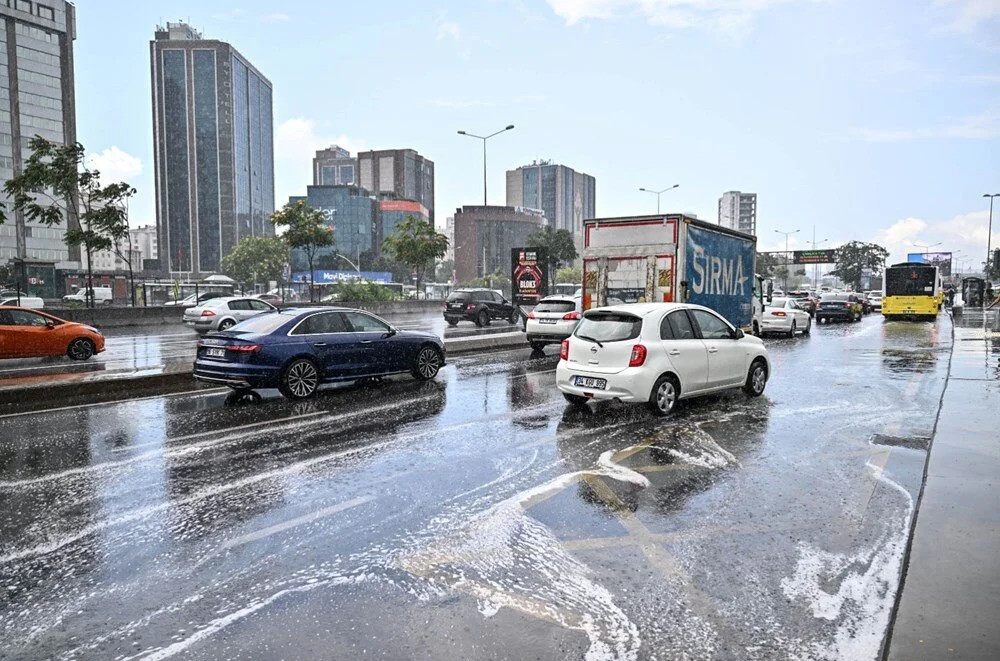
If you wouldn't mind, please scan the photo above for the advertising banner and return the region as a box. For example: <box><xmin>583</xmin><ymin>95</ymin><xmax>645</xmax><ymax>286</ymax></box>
<box><xmin>684</xmin><ymin>224</ymin><xmax>755</xmax><ymax>327</ymax></box>
<box><xmin>291</xmin><ymin>270</ymin><xmax>393</xmax><ymax>284</ymax></box>
<box><xmin>906</xmin><ymin>252</ymin><xmax>952</xmax><ymax>277</ymax></box>
<box><xmin>511</xmin><ymin>247</ymin><xmax>549</xmax><ymax>306</ymax></box>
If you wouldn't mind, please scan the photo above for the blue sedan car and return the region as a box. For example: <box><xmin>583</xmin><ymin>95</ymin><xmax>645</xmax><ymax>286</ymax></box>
<box><xmin>193</xmin><ymin>307</ymin><xmax>445</xmax><ymax>400</ymax></box>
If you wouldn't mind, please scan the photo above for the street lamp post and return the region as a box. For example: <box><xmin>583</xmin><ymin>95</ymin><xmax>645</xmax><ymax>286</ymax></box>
<box><xmin>912</xmin><ymin>241</ymin><xmax>942</xmax><ymax>255</ymax></box>
<box><xmin>807</xmin><ymin>234</ymin><xmax>829</xmax><ymax>290</ymax></box>
<box><xmin>638</xmin><ymin>184</ymin><xmax>679</xmax><ymax>214</ymax></box>
<box><xmin>774</xmin><ymin>228</ymin><xmax>799</xmax><ymax>292</ymax></box>
<box><xmin>457</xmin><ymin>125</ymin><xmax>515</xmax><ymax>206</ymax></box>
<box><xmin>985</xmin><ymin>194</ymin><xmax>1000</xmax><ymax>278</ymax></box>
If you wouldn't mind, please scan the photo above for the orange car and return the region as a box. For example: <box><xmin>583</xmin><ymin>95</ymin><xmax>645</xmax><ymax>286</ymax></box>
<box><xmin>0</xmin><ymin>306</ymin><xmax>106</xmax><ymax>360</ymax></box>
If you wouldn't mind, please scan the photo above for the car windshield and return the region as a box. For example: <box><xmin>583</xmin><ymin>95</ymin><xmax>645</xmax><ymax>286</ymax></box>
<box><xmin>575</xmin><ymin>313</ymin><xmax>642</xmax><ymax>343</ymax></box>
<box><xmin>227</xmin><ymin>311</ymin><xmax>289</xmax><ymax>334</ymax></box>
<box><xmin>534</xmin><ymin>299</ymin><xmax>575</xmax><ymax>313</ymax></box>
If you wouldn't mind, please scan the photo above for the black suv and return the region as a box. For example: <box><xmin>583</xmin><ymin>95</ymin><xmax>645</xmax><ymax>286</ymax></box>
<box><xmin>444</xmin><ymin>289</ymin><xmax>519</xmax><ymax>327</ymax></box>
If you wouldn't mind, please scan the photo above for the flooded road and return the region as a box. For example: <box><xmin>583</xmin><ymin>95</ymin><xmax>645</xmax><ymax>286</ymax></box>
<box><xmin>0</xmin><ymin>313</ymin><xmax>952</xmax><ymax>660</ymax></box>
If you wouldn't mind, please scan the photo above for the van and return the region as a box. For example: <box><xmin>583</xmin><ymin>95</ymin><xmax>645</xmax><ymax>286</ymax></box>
<box><xmin>0</xmin><ymin>296</ymin><xmax>44</xmax><ymax>309</ymax></box>
<box><xmin>63</xmin><ymin>286</ymin><xmax>113</xmax><ymax>305</ymax></box>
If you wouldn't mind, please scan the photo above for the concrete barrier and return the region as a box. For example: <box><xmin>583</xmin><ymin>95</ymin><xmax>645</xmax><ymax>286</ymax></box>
<box><xmin>41</xmin><ymin>299</ymin><xmax>446</xmax><ymax>328</ymax></box>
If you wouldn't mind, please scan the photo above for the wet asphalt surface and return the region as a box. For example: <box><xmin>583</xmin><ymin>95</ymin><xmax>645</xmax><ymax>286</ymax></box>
<box><xmin>0</xmin><ymin>313</ymin><xmax>516</xmax><ymax>382</ymax></box>
<box><xmin>0</xmin><ymin>313</ymin><xmax>953</xmax><ymax>660</ymax></box>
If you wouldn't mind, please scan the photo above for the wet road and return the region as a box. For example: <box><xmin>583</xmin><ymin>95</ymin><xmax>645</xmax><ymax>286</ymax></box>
<box><xmin>0</xmin><ymin>313</ymin><xmax>952</xmax><ymax>660</ymax></box>
<box><xmin>0</xmin><ymin>313</ymin><xmax>520</xmax><ymax>382</ymax></box>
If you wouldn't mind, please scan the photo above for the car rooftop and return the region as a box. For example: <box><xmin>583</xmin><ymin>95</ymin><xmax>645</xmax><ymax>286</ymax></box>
<box><xmin>585</xmin><ymin>302</ymin><xmax>691</xmax><ymax>316</ymax></box>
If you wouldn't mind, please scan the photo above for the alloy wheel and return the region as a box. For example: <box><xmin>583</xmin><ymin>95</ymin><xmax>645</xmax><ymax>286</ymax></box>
<box><xmin>656</xmin><ymin>379</ymin><xmax>676</xmax><ymax>413</ymax></box>
<box><xmin>68</xmin><ymin>338</ymin><xmax>93</xmax><ymax>360</ymax></box>
<box><xmin>286</xmin><ymin>360</ymin><xmax>318</xmax><ymax>398</ymax></box>
<box><xmin>751</xmin><ymin>365</ymin><xmax>766</xmax><ymax>394</ymax></box>
<box><xmin>416</xmin><ymin>347</ymin><xmax>441</xmax><ymax>379</ymax></box>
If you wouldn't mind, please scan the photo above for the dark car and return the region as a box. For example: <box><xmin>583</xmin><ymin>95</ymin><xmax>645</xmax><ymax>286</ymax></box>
<box><xmin>193</xmin><ymin>307</ymin><xmax>445</xmax><ymax>400</ymax></box>
<box><xmin>443</xmin><ymin>289</ymin><xmax>519</xmax><ymax>327</ymax></box>
<box><xmin>815</xmin><ymin>293</ymin><xmax>862</xmax><ymax>323</ymax></box>
<box><xmin>787</xmin><ymin>290</ymin><xmax>818</xmax><ymax>316</ymax></box>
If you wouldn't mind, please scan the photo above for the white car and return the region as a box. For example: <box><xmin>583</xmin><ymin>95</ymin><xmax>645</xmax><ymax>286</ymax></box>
<box><xmin>868</xmin><ymin>293</ymin><xmax>883</xmax><ymax>310</ymax></box>
<box><xmin>761</xmin><ymin>297</ymin><xmax>811</xmax><ymax>337</ymax></box>
<box><xmin>63</xmin><ymin>286</ymin><xmax>113</xmax><ymax>305</ymax></box>
<box><xmin>525</xmin><ymin>296</ymin><xmax>582</xmax><ymax>350</ymax></box>
<box><xmin>0</xmin><ymin>295</ymin><xmax>44</xmax><ymax>309</ymax></box>
<box><xmin>556</xmin><ymin>303</ymin><xmax>770</xmax><ymax>416</ymax></box>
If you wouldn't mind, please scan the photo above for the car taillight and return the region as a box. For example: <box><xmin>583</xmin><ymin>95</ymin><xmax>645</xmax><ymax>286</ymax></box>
<box><xmin>771</xmin><ymin>310</ymin><xmax>787</xmax><ymax>317</ymax></box>
<box><xmin>228</xmin><ymin>344</ymin><xmax>260</xmax><ymax>353</ymax></box>
<box><xmin>562</xmin><ymin>311</ymin><xmax>581</xmax><ymax>320</ymax></box>
<box><xmin>201</xmin><ymin>309</ymin><xmax>216</xmax><ymax>317</ymax></box>
<box><xmin>845</xmin><ymin>303</ymin><xmax>852</xmax><ymax>308</ymax></box>
<box><xmin>465</xmin><ymin>303</ymin><xmax>476</xmax><ymax>310</ymax></box>
<box><xmin>629</xmin><ymin>344</ymin><xmax>647</xmax><ymax>367</ymax></box>
<box><xmin>527</xmin><ymin>311</ymin><xmax>536</xmax><ymax>319</ymax></box>
<box><xmin>559</xmin><ymin>339</ymin><xmax>569</xmax><ymax>360</ymax></box>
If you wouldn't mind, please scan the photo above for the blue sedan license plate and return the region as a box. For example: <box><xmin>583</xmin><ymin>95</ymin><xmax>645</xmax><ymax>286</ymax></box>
<box><xmin>205</xmin><ymin>348</ymin><xmax>226</xmax><ymax>358</ymax></box>
<box><xmin>574</xmin><ymin>376</ymin><xmax>606</xmax><ymax>389</ymax></box>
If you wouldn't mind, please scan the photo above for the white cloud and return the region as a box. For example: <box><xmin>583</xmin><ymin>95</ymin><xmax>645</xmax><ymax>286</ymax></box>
<box><xmin>545</xmin><ymin>0</ymin><xmax>818</xmax><ymax>36</ymax></box>
<box><xmin>849</xmin><ymin>107</ymin><xmax>1000</xmax><ymax>142</ymax></box>
<box><xmin>85</xmin><ymin>146</ymin><xmax>142</xmax><ymax>183</ymax></box>
<box><xmin>273</xmin><ymin>118</ymin><xmax>366</xmax><ymax>205</ymax></box>
<box><xmin>934</xmin><ymin>0</ymin><xmax>1000</xmax><ymax>33</ymax></box>
<box><xmin>437</xmin><ymin>19</ymin><xmax>461</xmax><ymax>41</ymax></box>
<box><xmin>261</xmin><ymin>13</ymin><xmax>290</xmax><ymax>23</ymax></box>
<box><xmin>872</xmin><ymin>211</ymin><xmax>1000</xmax><ymax>269</ymax></box>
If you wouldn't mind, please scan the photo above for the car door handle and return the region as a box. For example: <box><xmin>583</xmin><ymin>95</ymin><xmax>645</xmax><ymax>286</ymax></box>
<box><xmin>707</xmin><ymin>347</ymin><xmax>719</xmax><ymax>353</ymax></box>
<box><xmin>668</xmin><ymin>349</ymin><xmax>681</xmax><ymax>356</ymax></box>
<box><xmin>313</xmin><ymin>342</ymin><xmax>328</xmax><ymax>347</ymax></box>
<box><xmin>359</xmin><ymin>340</ymin><xmax>373</xmax><ymax>344</ymax></box>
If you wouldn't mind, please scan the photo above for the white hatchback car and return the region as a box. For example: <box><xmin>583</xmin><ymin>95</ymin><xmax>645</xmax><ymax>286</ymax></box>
<box><xmin>556</xmin><ymin>303</ymin><xmax>770</xmax><ymax>416</ymax></box>
<box><xmin>525</xmin><ymin>295</ymin><xmax>581</xmax><ymax>351</ymax></box>
<box><xmin>761</xmin><ymin>297</ymin><xmax>812</xmax><ymax>337</ymax></box>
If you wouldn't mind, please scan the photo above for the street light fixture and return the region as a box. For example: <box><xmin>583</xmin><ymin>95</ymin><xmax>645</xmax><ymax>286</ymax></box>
<box><xmin>457</xmin><ymin>124</ymin><xmax>515</xmax><ymax>206</ymax></box>
<box><xmin>638</xmin><ymin>184</ymin><xmax>679</xmax><ymax>214</ymax></box>
<box><xmin>985</xmin><ymin>193</ymin><xmax>1000</xmax><ymax>277</ymax></box>
<box><xmin>912</xmin><ymin>241</ymin><xmax>942</xmax><ymax>255</ymax></box>
<box><xmin>774</xmin><ymin>228</ymin><xmax>800</xmax><ymax>292</ymax></box>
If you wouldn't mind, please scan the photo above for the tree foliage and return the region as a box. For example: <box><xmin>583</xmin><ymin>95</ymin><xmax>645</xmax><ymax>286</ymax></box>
<box><xmin>555</xmin><ymin>266</ymin><xmax>582</xmax><ymax>284</ymax></box>
<box><xmin>221</xmin><ymin>235</ymin><xmax>288</xmax><ymax>288</ymax></box>
<box><xmin>755</xmin><ymin>252</ymin><xmax>781</xmax><ymax>279</ymax></box>
<box><xmin>830</xmin><ymin>241</ymin><xmax>889</xmax><ymax>290</ymax></box>
<box><xmin>271</xmin><ymin>200</ymin><xmax>334</xmax><ymax>301</ymax></box>
<box><xmin>526</xmin><ymin>225</ymin><xmax>578</xmax><ymax>287</ymax></box>
<box><xmin>2</xmin><ymin>137</ymin><xmax>137</xmax><ymax>306</ymax></box>
<box><xmin>381</xmin><ymin>215</ymin><xmax>449</xmax><ymax>294</ymax></box>
<box><xmin>461</xmin><ymin>272</ymin><xmax>512</xmax><ymax>298</ymax></box>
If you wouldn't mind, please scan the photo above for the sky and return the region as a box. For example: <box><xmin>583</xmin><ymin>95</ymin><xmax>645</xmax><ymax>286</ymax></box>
<box><xmin>75</xmin><ymin>0</ymin><xmax>999</xmax><ymax>269</ymax></box>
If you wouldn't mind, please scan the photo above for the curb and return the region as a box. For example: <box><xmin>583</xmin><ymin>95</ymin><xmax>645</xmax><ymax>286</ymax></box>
<box><xmin>0</xmin><ymin>332</ymin><xmax>531</xmax><ymax>414</ymax></box>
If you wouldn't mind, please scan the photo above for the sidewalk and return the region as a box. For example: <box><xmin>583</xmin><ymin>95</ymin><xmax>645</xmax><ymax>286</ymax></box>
<box><xmin>886</xmin><ymin>314</ymin><xmax>1000</xmax><ymax>660</ymax></box>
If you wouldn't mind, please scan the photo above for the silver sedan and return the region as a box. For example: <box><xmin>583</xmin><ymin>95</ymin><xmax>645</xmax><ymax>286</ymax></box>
<box><xmin>182</xmin><ymin>296</ymin><xmax>277</xmax><ymax>333</ymax></box>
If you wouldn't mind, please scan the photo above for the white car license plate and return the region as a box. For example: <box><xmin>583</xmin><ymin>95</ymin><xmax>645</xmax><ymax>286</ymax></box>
<box><xmin>574</xmin><ymin>376</ymin><xmax>606</xmax><ymax>389</ymax></box>
<box><xmin>538</xmin><ymin>319</ymin><xmax>557</xmax><ymax>324</ymax></box>
<box><xmin>205</xmin><ymin>347</ymin><xmax>226</xmax><ymax>358</ymax></box>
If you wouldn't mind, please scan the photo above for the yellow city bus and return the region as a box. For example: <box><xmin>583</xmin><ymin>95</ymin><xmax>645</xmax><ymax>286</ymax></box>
<box><xmin>882</xmin><ymin>262</ymin><xmax>942</xmax><ymax>321</ymax></box>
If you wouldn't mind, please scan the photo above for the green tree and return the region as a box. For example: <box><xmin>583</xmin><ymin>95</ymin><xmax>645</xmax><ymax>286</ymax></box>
<box><xmin>755</xmin><ymin>252</ymin><xmax>781</xmax><ymax>278</ymax></box>
<box><xmin>830</xmin><ymin>241</ymin><xmax>889</xmax><ymax>291</ymax></box>
<box><xmin>221</xmin><ymin>235</ymin><xmax>289</xmax><ymax>292</ymax></box>
<box><xmin>1</xmin><ymin>137</ymin><xmax>136</xmax><ymax>307</ymax></box>
<box><xmin>555</xmin><ymin>265</ymin><xmax>582</xmax><ymax>284</ymax></box>
<box><xmin>381</xmin><ymin>215</ymin><xmax>449</xmax><ymax>296</ymax></box>
<box><xmin>435</xmin><ymin>258</ymin><xmax>454</xmax><ymax>283</ymax></box>
<box><xmin>89</xmin><ymin>185</ymin><xmax>138</xmax><ymax>305</ymax></box>
<box><xmin>525</xmin><ymin>226</ymin><xmax>578</xmax><ymax>288</ymax></box>
<box><xmin>271</xmin><ymin>201</ymin><xmax>334</xmax><ymax>302</ymax></box>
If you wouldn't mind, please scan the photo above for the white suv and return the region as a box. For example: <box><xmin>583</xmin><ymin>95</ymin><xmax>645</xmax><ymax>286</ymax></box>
<box><xmin>525</xmin><ymin>295</ymin><xmax>581</xmax><ymax>351</ymax></box>
<box><xmin>556</xmin><ymin>303</ymin><xmax>770</xmax><ymax>415</ymax></box>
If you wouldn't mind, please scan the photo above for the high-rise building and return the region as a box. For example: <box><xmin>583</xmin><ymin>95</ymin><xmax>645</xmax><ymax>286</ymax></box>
<box><xmin>129</xmin><ymin>225</ymin><xmax>158</xmax><ymax>267</ymax></box>
<box><xmin>0</xmin><ymin>1</ymin><xmax>78</xmax><ymax>268</ymax></box>
<box><xmin>442</xmin><ymin>215</ymin><xmax>455</xmax><ymax>262</ymax></box>
<box><xmin>313</xmin><ymin>145</ymin><xmax>356</xmax><ymax>186</ymax></box>
<box><xmin>453</xmin><ymin>205</ymin><xmax>545</xmax><ymax>283</ymax></box>
<box><xmin>151</xmin><ymin>21</ymin><xmax>275</xmax><ymax>276</ymax></box>
<box><xmin>718</xmin><ymin>191</ymin><xmax>757</xmax><ymax>235</ymax></box>
<box><xmin>357</xmin><ymin>149</ymin><xmax>434</xmax><ymax>222</ymax></box>
<box><xmin>287</xmin><ymin>185</ymin><xmax>379</xmax><ymax>271</ymax></box>
<box><xmin>505</xmin><ymin>160</ymin><xmax>595</xmax><ymax>251</ymax></box>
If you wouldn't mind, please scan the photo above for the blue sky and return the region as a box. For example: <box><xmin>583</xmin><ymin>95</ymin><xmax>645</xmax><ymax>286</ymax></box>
<box><xmin>76</xmin><ymin>0</ymin><xmax>998</xmax><ymax>267</ymax></box>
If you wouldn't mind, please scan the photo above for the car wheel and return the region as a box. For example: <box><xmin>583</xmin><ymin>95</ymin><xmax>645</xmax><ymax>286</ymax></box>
<box><xmin>563</xmin><ymin>392</ymin><xmax>589</xmax><ymax>408</ymax></box>
<box><xmin>67</xmin><ymin>337</ymin><xmax>95</xmax><ymax>360</ymax></box>
<box><xmin>788</xmin><ymin>320</ymin><xmax>796</xmax><ymax>338</ymax></box>
<box><xmin>278</xmin><ymin>358</ymin><xmax>319</xmax><ymax>400</ymax></box>
<box><xmin>218</xmin><ymin>318</ymin><xmax>236</xmax><ymax>331</ymax></box>
<box><xmin>648</xmin><ymin>374</ymin><xmax>680</xmax><ymax>416</ymax></box>
<box><xmin>743</xmin><ymin>359</ymin><xmax>767</xmax><ymax>397</ymax></box>
<box><xmin>529</xmin><ymin>341</ymin><xmax>546</xmax><ymax>352</ymax></box>
<box><xmin>446</xmin><ymin>319</ymin><xmax>458</xmax><ymax>327</ymax></box>
<box><xmin>412</xmin><ymin>345</ymin><xmax>442</xmax><ymax>381</ymax></box>
<box><xmin>508</xmin><ymin>308</ymin><xmax>520</xmax><ymax>324</ymax></box>
<box><xmin>803</xmin><ymin>318</ymin><xmax>811</xmax><ymax>335</ymax></box>
<box><xmin>752</xmin><ymin>320</ymin><xmax>760</xmax><ymax>336</ymax></box>
<box><xmin>477</xmin><ymin>310</ymin><xmax>490</xmax><ymax>327</ymax></box>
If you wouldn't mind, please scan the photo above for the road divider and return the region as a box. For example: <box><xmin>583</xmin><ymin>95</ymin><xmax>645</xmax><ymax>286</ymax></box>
<box><xmin>0</xmin><ymin>329</ymin><xmax>531</xmax><ymax>414</ymax></box>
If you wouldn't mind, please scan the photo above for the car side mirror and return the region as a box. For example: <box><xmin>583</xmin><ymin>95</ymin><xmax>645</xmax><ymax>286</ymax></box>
<box><xmin>45</xmin><ymin>321</ymin><xmax>55</xmax><ymax>329</ymax></box>
<box><xmin>735</xmin><ymin>328</ymin><xmax>744</xmax><ymax>339</ymax></box>
<box><xmin>384</xmin><ymin>328</ymin><xmax>397</xmax><ymax>338</ymax></box>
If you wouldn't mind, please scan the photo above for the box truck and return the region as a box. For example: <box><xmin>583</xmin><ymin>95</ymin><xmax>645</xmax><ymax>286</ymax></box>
<box><xmin>581</xmin><ymin>214</ymin><xmax>761</xmax><ymax>332</ymax></box>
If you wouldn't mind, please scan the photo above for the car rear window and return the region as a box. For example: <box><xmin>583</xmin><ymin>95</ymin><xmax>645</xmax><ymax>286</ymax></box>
<box><xmin>822</xmin><ymin>295</ymin><xmax>847</xmax><ymax>302</ymax></box>
<box><xmin>446</xmin><ymin>292</ymin><xmax>471</xmax><ymax>302</ymax></box>
<box><xmin>575</xmin><ymin>313</ymin><xmax>642</xmax><ymax>343</ymax></box>
<box><xmin>229</xmin><ymin>312</ymin><xmax>293</xmax><ymax>334</ymax></box>
<box><xmin>534</xmin><ymin>300</ymin><xmax>575</xmax><ymax>313</ymax></box>
<box><xmin>770</xmin><ymin>297</ymin><xmax>788</xmax><ymax>307</ymax></box>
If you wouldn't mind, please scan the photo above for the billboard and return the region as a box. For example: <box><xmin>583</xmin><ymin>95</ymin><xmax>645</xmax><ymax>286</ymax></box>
<box><xmin>793</xmin><ymin>249</ymin><xmax>838</xmax><ymax>264</ymax></box>
<box><xmin>906</xmin><ymin>252</ymin><xmax>952</xmax><ymax>277</ymax></box>
<box><xmin>291</xmin><ymin>270</ymin><xmax>394</xmax><ymax>284</ymax></box>
<box><xmin>684</xmin><ymin>224</ymin><xmax>755</xmax><ymax>328</ymax></box>
<box><xmin>511</xmin><ymin>247</ymin><xmax>549</xmax><ymax>306</ymax></box>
